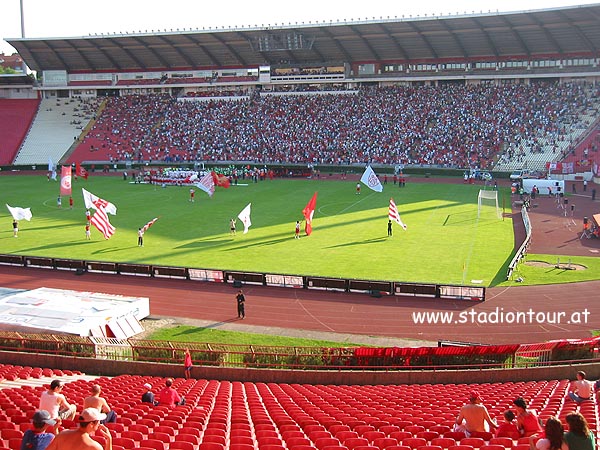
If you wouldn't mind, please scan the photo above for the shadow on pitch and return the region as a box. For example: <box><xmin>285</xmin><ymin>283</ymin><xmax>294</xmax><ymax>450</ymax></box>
<box><xmin>325</xmin><ymin>237</ymin><xmax>388</xmax><ymax>248</ymax></box>
<box><xmin>174</xmin><ymin>318</ymin><xmax>239</xmax><ymax>335</ymax></box>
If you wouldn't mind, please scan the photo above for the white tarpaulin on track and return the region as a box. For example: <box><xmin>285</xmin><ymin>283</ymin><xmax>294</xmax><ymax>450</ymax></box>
<box><xmin>0</xmin><ymin>287</ymin><xmax>149</xmax><ymax>337</ymax></box>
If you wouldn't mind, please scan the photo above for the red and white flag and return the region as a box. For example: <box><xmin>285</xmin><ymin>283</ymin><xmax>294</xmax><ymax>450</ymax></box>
<box><xmin>389</xmin><ymin>198</ymin><xmax>407</xmax><ymax>230</ymax></box>
<box><xmin>302</xmin><ymin>192</ymin><xmax>318</xmax><ymax>236</ymax></box>
<box><xmin>90</xmin><ymin>207</ymin><xmax>115</xmax><ymax>239</ymax></box>
<box><xmin>60</xmin><ymin>166</ymin><xmax>72</xmax><ymax>196</ymax></box>
<box><xmin>141</xmin><ymin>217</ymin><xmax>159</xmax><ymax>233</ymax></box>
<box><xmin>211</xmin><ymin>171</ymin><xmax>231</xmax><ymax>188</ymax></box>
<box><xmin>76</xmin><ymin>162</ymin><xmax>89</xmax><ymax>180</ymax></box>
<box><xmin>360</xmin><ymin>165</ymin><xmax>383</xmax><ymax>192</ymax></box>
<box><xmin>196</xmin><ymin>172</ymin><xmax>215</xmax><ymax>197</ymax></box>
<box><xmin>82</xmin><ymin>188</ymin><xmax>117</xmax><ymax>215</ymax></box>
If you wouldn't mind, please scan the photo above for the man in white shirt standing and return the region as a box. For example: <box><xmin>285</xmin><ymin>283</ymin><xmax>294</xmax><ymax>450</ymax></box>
<box><xmin>39</xmin><ymin>380</ymin><xmax>77</xmax><ymax>421</ymax></box>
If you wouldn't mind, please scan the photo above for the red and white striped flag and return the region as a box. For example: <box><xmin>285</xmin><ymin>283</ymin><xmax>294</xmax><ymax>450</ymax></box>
<box><xmin>388</xmin><ymin>198</ymin><xmax>407</xmax><ymax>230</ymax></box>
<box><xmin>141</xmin><ymin>217</ymin><xmax>159</xmax><ymax>233</ymax></box>
<box><xmin>196</xmin><ymin>172</ymin><xmax>215</xmax><ymax>197</ymax></box>
<box><xmin>90</xmin><ymin>207</ymin><xmax>115</xmax><ymax>239</ymax></box>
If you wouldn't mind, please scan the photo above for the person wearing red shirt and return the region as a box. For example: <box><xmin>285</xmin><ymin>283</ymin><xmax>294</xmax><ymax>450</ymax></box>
<box><xmin>158</xmin><ymin>378</ymin><xmax>184</xmax><ymax>408</ymax></box>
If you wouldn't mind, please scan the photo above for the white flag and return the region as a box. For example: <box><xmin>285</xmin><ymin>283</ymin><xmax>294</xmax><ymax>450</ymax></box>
<box><xmin>48</xmin><ymin>157</ymin><xmax>57</xmax><ymax>181</ymax></box>
<box><xmin>237</xmin><ymin>203</ymin><xmax>252</xmax><ymax>234</ymax></box>
<box><xmin>81</xmin><ymin>188</ymin><xmax>117</xmax><ymax>215</ymax></box>
<box><xmin>360</xmin><ymin>165</ymin><xmax>383</xmax><ymax>192</ymax></box>
<box><xmin>6</xmin><ymin>204</ymin><xmax>32</xmax><ymax>221</ymax></box>
<box><xmin>196</xmin><ymin>172</ymin><xmax>215</xmax><ymax>197</ymax></box>
<box><xmin>388</xmin><ymin>198</ymin><xmax>407</xmax><ymax>230</ymax></box>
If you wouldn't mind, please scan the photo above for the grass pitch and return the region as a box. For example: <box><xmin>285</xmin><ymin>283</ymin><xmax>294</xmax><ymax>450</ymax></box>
<box><xmin>1</xmin><ymin>174</ymin><xmax>514</xmax><ymax>286</ymax></box>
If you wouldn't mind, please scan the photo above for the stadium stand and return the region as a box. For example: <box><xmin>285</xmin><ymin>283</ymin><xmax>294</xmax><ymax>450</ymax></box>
<box><xmin>66</xmin><ymin>83</ymin><xmax>600</xmax><ymax>169</ymax></box>
<box><xmin>0</xmin><ymin>367</ymin><xmax>598</xmax><ymax>450</ymax></box>
<box><xmin>0</xmin><ymin>99</ymin><xmax>39</xmax><ymax>165</ymax></box>
<box><xmin>13</xmin><ymin>97</ymin><xmax>101</xmax><ymax>166</ymax></box>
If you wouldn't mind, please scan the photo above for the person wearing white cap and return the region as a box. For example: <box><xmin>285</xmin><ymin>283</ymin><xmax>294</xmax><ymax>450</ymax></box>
<box><xmin>141</xmin><ymin>383</ymin><xmax>157</xmax><ymax>406</ymax></box>
<box><xmin>45</xmin><ymin>408</ymin><xmax>111</xmax><ymax>450</ymax></box>
<box><xmin>20</xmin><ymin>410</ymin><xmax>57</xmax><ymax>450</ymax></box>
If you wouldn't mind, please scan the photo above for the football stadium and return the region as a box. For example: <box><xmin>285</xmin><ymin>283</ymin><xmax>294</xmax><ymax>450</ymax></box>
<box><xmin>0</xmin><ymin>4</ymin><xmax>599</xmax><ymax>450</ymax></box>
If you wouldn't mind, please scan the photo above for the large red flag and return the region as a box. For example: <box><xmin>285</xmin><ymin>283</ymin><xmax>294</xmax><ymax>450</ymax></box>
<box><xmin>76</xmin><ymin>162</ymin><xmax>89</xmax><ymax>180</ymax></box>
<box><xmin>211</xmin><ymin>171</ymin><xmax>231</xmax><ymax>188</ymax></box>
<box><xmin>60</xmin><ymin>166</ymin><xmax>72</xmax><ymax>196</ymax></box>
<box><xmin>302</xmin><ymin>192</ymin><xmax>318</xmax><ymax>236</ymax></box>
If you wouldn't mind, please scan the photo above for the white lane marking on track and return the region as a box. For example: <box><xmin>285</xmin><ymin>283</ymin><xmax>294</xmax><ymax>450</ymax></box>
<box><xmin>294</xmin><ymin>290</ymin><xmax>335</xmax><ymax>331</ymax></box>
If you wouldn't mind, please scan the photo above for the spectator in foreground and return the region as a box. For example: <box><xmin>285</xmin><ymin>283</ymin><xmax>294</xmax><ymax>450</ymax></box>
<box><xmin>564</xmin><ymin>412</ymin><xmax>596</xmax><ymax>450</ymax></box>
<box><xmin>455</xmin><ymin>391</ymin><xmax>497</xmax><ymax>436</ymax></box>
<box><xmin>514</xmin><ymin>397</ymin><xmax>543</xmax><ymax>437</ymax></box>
<box><xmin>45</xmin><ymin>408</ymin><xmax>111</xmax><ymax>450</ymax></box>
<box><xmin>82</xmin><ymin>384</ymin><xmax>117</xmax><ymax>423</ymax></box>
<box><xmin>529</xmin><ymin>416</ymin><xmax>568</xmax><ymax>450</ymax></box>
<box><xmin>158</xmin><ymin>378</ymin><xmax>184</xmax><ymax>408</ymax></box>
<box><xmin>39</xmin><ymin>380</ymin><xmax>77</xmax><ymax>421</ymax></box>
<box><xmin>20</xmin><ymin>410</ymin><xmax>58</xmax><ymax>450</ymax></box>
<box><xmin>141</xmin><ymin>383</ymin><xmax>157</xmax><ymax>405</ymax></box>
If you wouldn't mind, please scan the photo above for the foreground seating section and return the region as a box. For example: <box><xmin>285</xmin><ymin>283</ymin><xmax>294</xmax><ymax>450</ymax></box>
<box><xmin>0</xmin><ymin>368</ymin><xmax>598</xmax><ymax>450</ymax></box>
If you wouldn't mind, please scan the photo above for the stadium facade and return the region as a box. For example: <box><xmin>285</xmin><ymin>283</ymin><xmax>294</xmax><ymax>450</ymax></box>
<box><xmin>3</xmin><ymin>4</ymin><xmax>600</xmax><ymax>98</ymax></box>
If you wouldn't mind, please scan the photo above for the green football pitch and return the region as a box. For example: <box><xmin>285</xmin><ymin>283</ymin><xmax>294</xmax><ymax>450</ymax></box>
<box><xmin>1</xmin><ymin>174</ymin><xmax>515</xmax><ymax>287</ymax></box>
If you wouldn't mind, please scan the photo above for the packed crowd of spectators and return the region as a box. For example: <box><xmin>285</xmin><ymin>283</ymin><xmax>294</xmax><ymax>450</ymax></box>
<box><xmin>74</xmin><ymin>82</ymin><xmax>598</xmax><ymax>168</ymax></box>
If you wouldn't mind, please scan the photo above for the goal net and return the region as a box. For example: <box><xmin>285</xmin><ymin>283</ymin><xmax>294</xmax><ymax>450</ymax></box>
<box><xmin>477</xmin><ymin>190</ymin><xmax>502</xmax><ymax>219</ymax></box>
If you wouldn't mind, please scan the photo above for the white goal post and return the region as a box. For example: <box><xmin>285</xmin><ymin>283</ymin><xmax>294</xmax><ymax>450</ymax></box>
<box><xmin>477</xmin><ymin>189</ymin><xmax>502</xmax><ymax>219</ymax></box>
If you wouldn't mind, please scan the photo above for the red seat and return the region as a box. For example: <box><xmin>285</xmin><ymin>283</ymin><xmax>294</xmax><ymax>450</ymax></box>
<box><xmin>470</xmin><ymin>433</ymin><xmax>493</xmax><ymax>442</ymax></box>
<box><xmin>345</xmin><ymin>438</ymin><xmax>370</xmax><ymax>449</ymax></box>
<box><xmin>373</xmin><ymin>437</ymin><xmax>400</xmax><ymax>449</ymax></box>
<box><xmin>403</xmin><ymin>438</ymin><xmax>428</xmax><ymax>449</ymax></box>
<box><xmin>143</xmin><ymin>439</ymin><xmax>165</xmax><ymax>450</ymax></box>
<box><xmin>198</xmin><ymin>444</ymin><xmax>225</xmax><ymax>450</ymax></box>
<box><xmin>112</xmin><ymin>438</ymin><xmax>136</xmax><ymax>450</ymax></box>
<box><xmin>229</xmin><ymin>445</ymin><xmax>254</xmax><ymax>450</ymax></box>
<box><xmin>444</xmin><ymin>432</ymin><xmax>467</xmax><ymax>442</ymax></box>
<box><xmin>230</xmin><ymin>436</ymin><xmax>254</xmax><ymax>446</ymax></box>
<box><xmin>448</xmin><ymin>445</ymin><xmax>475</xmax><ymax>450</ymax></box>
<box><xmin>488</xmin><ymin>438</ymin><xmax>514</xmax><ymax>449</ymax></box>
<box><xmin>432</xmin><ymin>438</ymin><xmax>458</xmax><ymax>449</ymax></box>
<box><xmin>390</xmin><ymin>432</ymin><xmax>413</xmax><ymax>442</ymax></box>
<box><xmin>481</xmin><ymin>445</ymin><xmax>507</xmax><ymax>450</ymax></box>
<box><xmin>174</xmin><ymin>434</ymin><xmax>199</xmax><ymax>445</ymax></box>
<box><xmin>417</xmin><ymin>432</ymin><xmax>440</xmax><ymax>442</ymax></box>
<box><xmin>121</xmin><ymin>431</ymin><xmax>144</xmax><ymax>441</ymax></box>
<box><xmin>169</xmin><ymin>442</ymin><xmax>194</xmax><ymax>450</ymax></box>
<box><xmin>460</xmin><ymin>438</ymin><xmax>485</xmax><ymax>448</ymax></box>
<box><xmin>315</xmin><ymin>437</ymin><xmax>343</xmax><ymax>449</ymax></box>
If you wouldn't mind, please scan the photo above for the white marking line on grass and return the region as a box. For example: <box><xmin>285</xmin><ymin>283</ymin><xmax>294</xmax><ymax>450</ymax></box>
<box><xmin>318</xmin><ymin>192</ymin><xmax>378</xmax><ymax>217</ymax></box>
<box><xmin>294</xmin><ymin>291</ymin><xmax>335</xmax><ymax>331</ymax></box>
